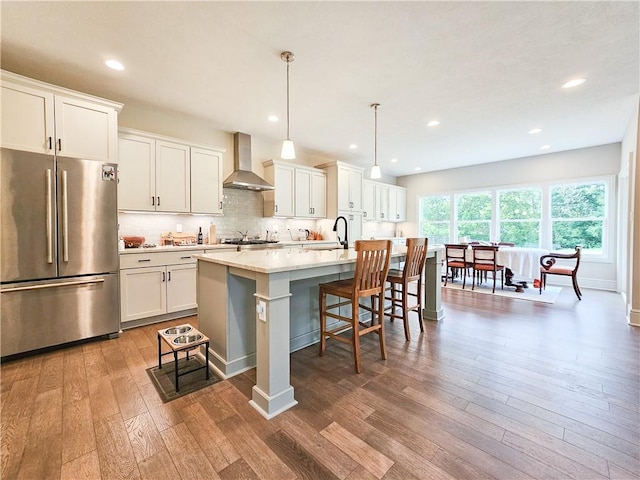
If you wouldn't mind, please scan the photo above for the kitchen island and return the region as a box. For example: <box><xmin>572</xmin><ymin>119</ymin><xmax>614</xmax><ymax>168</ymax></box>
<box><xmin>195</xmin><ymin>244</ymin><xmax>443</xmax><ymax>419</ymax></box>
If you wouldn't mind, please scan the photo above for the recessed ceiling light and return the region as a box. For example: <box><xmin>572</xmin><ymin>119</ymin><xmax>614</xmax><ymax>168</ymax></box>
<box><xmin>529</xmin><ymin>128</ymin><xmax>542</xmax><ymax>134</ymax></box>
<box><xmin>426</xmin><ymin>120</ymin><xmax>440</xmax><ymax>127</ymax></box>
<box><xmin>562</xmin><ymin>78</ymin><xmax>586</xmax><ymax>89</ymax></box>
<box><xmin>414</xmin><ymin>167</ymin><xmax>422</xmax><ymax>171</ymax></box>
<box><xmin>391</xmin><ymin>158</ymin><xmax>398</xmax><ymax>163</ymax></box>
<box><xmin>348</xmin><ymin>144</ymin><xmax>358</xmax><ymax>149</ymax></box>
<box><xmin>105</xmin><ymin>59</ymin><xmax>124</xmax><ymax>71</ymax></box>
<box><xmin>540</xmin><ymin>144</ymin><xmax>551</xmax><ymax>150</ymax></box>
<box><xmin>268</xmin><ymin>115</ymin><xmax>279</xmax><ymax>122</ymax></box>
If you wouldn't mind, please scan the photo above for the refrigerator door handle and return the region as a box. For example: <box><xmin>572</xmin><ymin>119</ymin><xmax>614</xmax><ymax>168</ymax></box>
<box><xmin>46</xmin><ymin>169</ymin><xmax>54</xmax><ymax>264</ymax></box>
<box><xmin>61</xmin><ymin>170</ymin><xmax>69</xmax><ymax>262</ymax></box>
<box><xmin>2</xmin><ymin>277</ymin><xmax>105</xmax><ymax>293</ymax></box>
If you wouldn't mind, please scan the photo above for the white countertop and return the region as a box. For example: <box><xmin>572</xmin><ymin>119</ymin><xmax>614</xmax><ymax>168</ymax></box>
<box><xmin>119</xmin><ymin>244</ymin><xmax>235</xmax><ymax>254</ymax></box>
<box><xmin>195</xmin><ymin>245</ymin><xmax>443</xmax><ymax>274</ymax></box>
<box><xmin>119</xmin><ymin>239</ymin><xmax>338</xmax><ymax>254</ymax></box>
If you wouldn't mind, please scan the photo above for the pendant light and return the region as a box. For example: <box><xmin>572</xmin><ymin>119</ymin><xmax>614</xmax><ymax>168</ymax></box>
<box><xmin>370</xmin><ymin>103</ymin><xmax>381</xmax><ymax>179</ymax></box>
<box><xmin>280</xmin><ymin>51</ymin><xmax>296</xmax><ymax>159</ymax></box>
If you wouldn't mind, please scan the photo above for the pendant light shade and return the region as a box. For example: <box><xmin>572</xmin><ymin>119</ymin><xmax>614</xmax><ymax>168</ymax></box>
<box><xmin>280</xmin><ymin>51</ymin><xmax>296</xmax><ymax>159</ymax></box>
<box><xmin>370</xmin><ymin>103</ymin><xmax>381</xmax><ymax>179</ymax></box>
<box><xmin>281</xmin><ymin>139</ymin><xmax>295</xmax><ymax>159</ymax></box>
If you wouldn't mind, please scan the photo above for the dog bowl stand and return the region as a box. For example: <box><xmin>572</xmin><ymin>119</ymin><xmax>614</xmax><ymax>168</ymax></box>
<box><xmin>157</xmin><ymin>324</ymin><xmax>210</xmax><ymax>392</ymax></box>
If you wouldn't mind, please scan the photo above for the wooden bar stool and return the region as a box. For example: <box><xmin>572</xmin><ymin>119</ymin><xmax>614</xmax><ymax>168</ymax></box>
<box><xmin>318</xmin><ymin>239</ymin><xmax>391</xmax><ymax>373</ymax></box>
<box><xmin>385</xmin><ymin>237</ymin><xmax>428</xmax><ymax>341</ymax></box>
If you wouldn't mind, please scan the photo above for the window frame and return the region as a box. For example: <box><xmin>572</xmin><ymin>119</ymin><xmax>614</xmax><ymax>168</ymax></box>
<box><xmin>417</xmin><ymin>175</ymin><xmax>614</xmax><ymax>262</ymax></box>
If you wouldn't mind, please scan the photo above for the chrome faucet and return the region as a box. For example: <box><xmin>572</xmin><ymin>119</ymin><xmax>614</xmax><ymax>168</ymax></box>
<box><xmin>332</xmin><ymin>216</ymin><xmax>349</xmax><ymax>249</ymax></box>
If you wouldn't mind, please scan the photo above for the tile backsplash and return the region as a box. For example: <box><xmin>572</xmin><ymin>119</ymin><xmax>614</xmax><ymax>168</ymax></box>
<box><xmin>118</xmin><ymin>188</ymin><xmax>402</xmax><ymax>244</ymax></box>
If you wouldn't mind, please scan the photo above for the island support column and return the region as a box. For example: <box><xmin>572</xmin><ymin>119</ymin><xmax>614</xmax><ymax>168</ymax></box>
<box><xmin>249</xmin><ymin>270</ymin><xmax>298</xmax><ymax>419</ymax></box>
<box><xmin>423</xmin><ymin>248</ymin><xmax>444</xmax><ymax>321</ymax></box>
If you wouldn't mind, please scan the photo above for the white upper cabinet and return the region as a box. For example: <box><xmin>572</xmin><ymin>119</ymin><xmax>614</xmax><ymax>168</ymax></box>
<box><xmin>191</xmin><ymin>147</ymin><xmax>224</xmax><ymax>215</ymax></box>
<box><xmin>155</xmin><ymin>140</ymin><xmax>190</xmax><ymax>213</ymax></box>
<box><xmin>318</xmin><ymin>161</ymin><xmax>364</xmax><ymax>216</ymax></box>
<box><xmin>54</xmin><ymin>95</ymin><xmax>118</xmax><ymax>161</ymax></box>
<box><xmin>119</xmin><ymin>133</ymin><xmax>186</xmax><ymax>212</ymax></box>
<box><xmin>310</xmin><ymin>170</ymin><xmax>327</xmax><ymax>218</ymax></box>
<box><xmin>1</xmin><ymin>82</ymin><xmax>54</xmax><ymax>153</ymax></box>
<box><xmin>389</xmin><ymin>185</ymin><xmax>407</xmax><ymax>222</ymax></box>
<box><xmin>118</xmin><ymin>133</ymin><xmax>156</xmax><ymax>211</ymax></box>
<box><xmin>1</xmin><ymin>70</ymin><xmax>120</xmax><ymax>161</ymax></box>
<box><xmin>263</xmin><ymin>160</ymin><xmax>295</xmax><ymax>217</ymax></box>
<box><xmin>361</xmin><ymin>179</ymin><xmax>407</xmax><ymax>223</ymax></box>
<box><xmin>375</xmin><ymin>183</ymin><xmax>390</xmax><ymax>221</ymax></box>
<box><xmin>362</xmin><ymin>180</ymin><xmax>375</xmax><ymax>220</ymax></box>
<box><xmin>294</xmin><ymin>167</ymin><xmax>326</xmax><ymax>218</ymax></box>
<box><xmin>263</xmin><ymin>160</ymin><xmax>325</xmax><ymax>219</ymax></box>
<box><xmin>119</xmin><ymin>129</ymin><xmax>227</xmax><ymax>214</ymax></box>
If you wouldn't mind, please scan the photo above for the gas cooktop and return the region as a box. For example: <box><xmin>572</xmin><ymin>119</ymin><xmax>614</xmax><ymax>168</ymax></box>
<box><xmin>221</xmin><ymin>239</ymin><xmax>279</xmax><ymax>245</ymax></box>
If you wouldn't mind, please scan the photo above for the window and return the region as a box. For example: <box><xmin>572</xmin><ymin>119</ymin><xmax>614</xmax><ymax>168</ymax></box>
<box><xmin>417</xmin><ymin>176</ymin><xmax>612</xmax><ymax>259</ymax></box>
<box><xmin>550</xmin><ymin>181</ymin><xmax>606</xmax><ymax>254</ymax></box>
<box><xmin>498</xmin><ymin>188</ymin><xmax>542</xmax><ymax>247</ymax></box>
<box><xmin>456</xmin><ymin>191</ymin><xmax>491</xmax><ymax>242</ymax></box>
<box><xmin>419</xmin><ymin>195</ymin><xmax>450</xmax><ymax>244</ymax></box>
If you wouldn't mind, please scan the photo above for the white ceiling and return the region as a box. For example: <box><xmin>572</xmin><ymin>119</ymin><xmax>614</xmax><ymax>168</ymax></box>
<box><xmin>1</xmin><ymin>1</ymin><xmax>638</xmax><ymax>177</ymax></box>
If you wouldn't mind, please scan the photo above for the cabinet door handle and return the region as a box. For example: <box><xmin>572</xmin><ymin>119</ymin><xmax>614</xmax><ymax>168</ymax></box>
<box><xmin>275</xmin><ymin>205</ymin><xmax>278</xmax><ymax>213</ymax></box>
<box><xmin>168</xmin><ymin>271</ymin><xmax>171</xmax><ymax>281</ymax></box>
<box><xmin>157</xmin><ymin>196</ymin><xmax>160</xmax><ymax>206</ymax></box>
<box><xmin>152</xmin><ymin>196</ymin><xmax>155</xmax><ymax>206</ymax></box>
<box><xmin>162</xmin><ymin>271</ymin><xmax>165</xmax><ymax>282</ymax></box>
<box><xmin>363</xmin><ymin>212</ymin><xmax>367</xmax><ymax>218</ymax></box>
<box><xmin>48</xmin><ymin>137</ymin><xmax>52</xmax><ymax>150</ymax></box>
<box><xmin>57</xmin><ymin>138</ymin><xmax>62</xmax><ymax>151</ymax></box>
<box><xmin>138</xmin><ymin>259</ymin><xmax>151</xmax><ymax>263</ymax></box>
<box><xmin>219</xmin><ymin>201</ymin><xmax>223</xmax><ymax>210</ymax></box>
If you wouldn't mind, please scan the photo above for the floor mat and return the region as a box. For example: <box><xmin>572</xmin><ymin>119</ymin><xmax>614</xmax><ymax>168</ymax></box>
<box><xmin>443</xmin><ymin>280</ymin><xmax>562</xmax><ymax>303</ymax></box>
<box><xmin>146</xmin><ymin>356</ymin><xmax>221</xmax><ymax>402</ymax></box>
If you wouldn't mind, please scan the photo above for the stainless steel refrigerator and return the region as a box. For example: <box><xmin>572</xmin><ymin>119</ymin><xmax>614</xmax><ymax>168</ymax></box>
<box><xmin>1</xmin><ymin>148</ymin><xmax>120</xmax><ymax>357</ymax></box>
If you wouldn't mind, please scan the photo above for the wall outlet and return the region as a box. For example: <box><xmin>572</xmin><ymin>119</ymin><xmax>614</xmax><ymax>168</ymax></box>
<box><xmin>256</xmin><ymin>301</ymin><xmax>267</xmax><ymax>322</ymax></box>
<box><xmin>176</xmin><ymin>224</ymin><xmax>183</xmax><ymax>233</ymax></box>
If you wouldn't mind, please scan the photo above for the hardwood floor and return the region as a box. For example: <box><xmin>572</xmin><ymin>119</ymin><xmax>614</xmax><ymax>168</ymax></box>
<box><xmin>2</xmin><ymin>288</ymin><xmax>639</xmax><ymax>479</ymax></box>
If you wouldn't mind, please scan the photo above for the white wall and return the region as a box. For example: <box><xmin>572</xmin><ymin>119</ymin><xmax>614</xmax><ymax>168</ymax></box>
<box><xmin>619</xmin><ymin>97</ymin><xmax>639</xmax><ymax>325</ymax></box>
<box><xmin>397</xmin><ymin>143</ymin><xmax>621</xmax><ymax>291</ymax></box>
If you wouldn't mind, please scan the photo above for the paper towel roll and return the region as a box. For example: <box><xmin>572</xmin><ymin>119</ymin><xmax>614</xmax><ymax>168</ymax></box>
<box><xmin>208</xmin><ymin>224</ymin><xmax>216</xmax><ymax>244</ymax></box>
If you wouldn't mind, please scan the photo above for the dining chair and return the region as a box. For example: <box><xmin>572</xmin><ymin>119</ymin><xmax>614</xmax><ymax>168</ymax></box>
<box><xmin>471</xmin><ymin>245</ymin><xmax>504</xmax><ymax>293</ymax></box>
<box><xmin>444</xmin><ymin>244</ymin><xmax>472</xmax><ymax>289</ymax></box>
<box><xmin>318</xmin><ymin>239</ymin><xmax>392</xmax><ymax>373</ymax></box>
<box><xmin>385</xmin><ymin>237</ymin><xmax>428</xmax><ymax>341</ymax></box>
<box><xmin>539</xmin><ymin>246</ymin><xmax>582</xmax><ymax>300</ymax></box>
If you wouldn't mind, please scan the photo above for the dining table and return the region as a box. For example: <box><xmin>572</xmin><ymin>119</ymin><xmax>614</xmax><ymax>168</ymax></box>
<box><xmin>465</xmin><ymin>245</ymin><xmax>549</xmax><ymax>280</ymax></box>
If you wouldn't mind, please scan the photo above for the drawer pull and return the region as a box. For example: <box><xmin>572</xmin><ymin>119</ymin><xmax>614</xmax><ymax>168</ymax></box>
<box><xmin>180</xmin><ymin>256</ymin><xmax>192</xmax><ymax>259</ymax></box>
<box><xmin>138</xmin><ymin>259</ymin><xmax>151</xmax><ymax>263</ymax></box>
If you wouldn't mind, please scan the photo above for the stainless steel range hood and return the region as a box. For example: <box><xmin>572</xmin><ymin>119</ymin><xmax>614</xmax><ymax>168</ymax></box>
<box><xmin>223</xmin><ymin>132</ymin><xmax>274</xmax><ymax>191</ymax></box>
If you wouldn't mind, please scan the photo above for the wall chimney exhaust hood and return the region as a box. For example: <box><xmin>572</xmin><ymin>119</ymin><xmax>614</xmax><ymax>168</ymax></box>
<box><xmin>223</xmin><ymin>132</ymin><xmax>275</xmax><ymax>191</ymax></box>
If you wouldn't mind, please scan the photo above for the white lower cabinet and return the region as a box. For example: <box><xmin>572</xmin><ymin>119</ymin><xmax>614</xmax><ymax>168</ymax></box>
<box><xmin>166</xmin><ymin>263</ymin><xmax>197</xmax><ymax>313</ymax></box>
<box><xmin>119</xmin><ymin>250</ymin><xmax>202</xmax><ymax>325</ymax></box>
<box><xmin>120</xmin><ymin>266</ymin><xmax>167</xmax><ymax>322</ymax></box>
